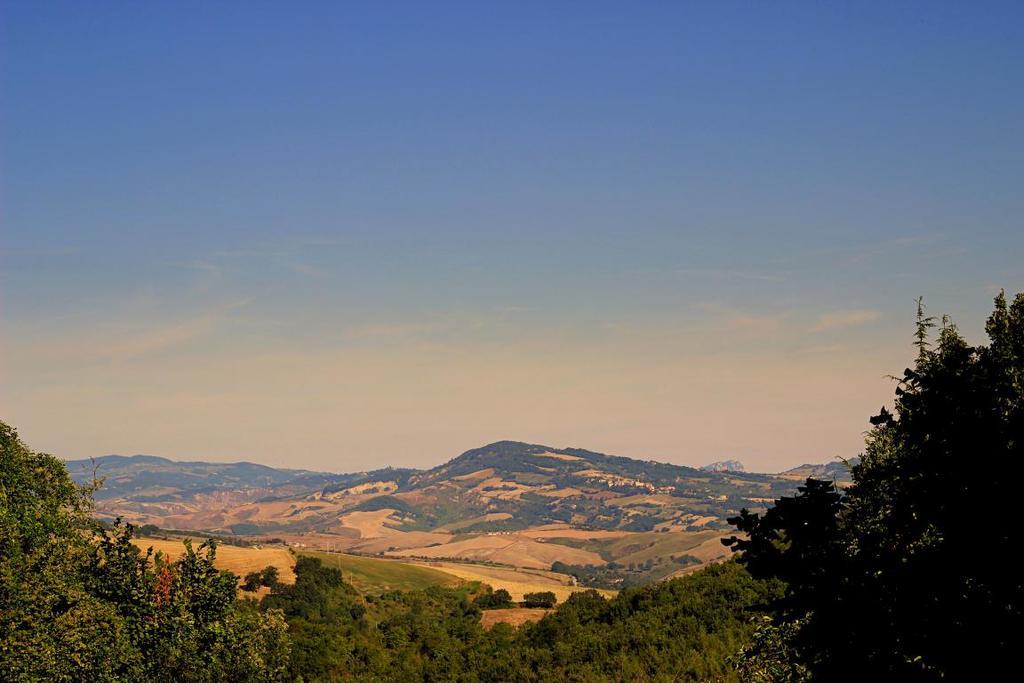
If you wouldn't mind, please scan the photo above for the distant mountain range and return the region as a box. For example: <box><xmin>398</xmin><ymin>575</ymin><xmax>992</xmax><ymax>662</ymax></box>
<box><xmin>65</xmin><ymin>441</ymin><xmax>861</xmax><ymax>582</ymax></box>
<box><xmin>778</xmin><ymin>457</ymin><xmax>859</xmax><ymax>482</ymax></box>
<box><xmin>700</xmin><ymin>459</ymin><xmax>745</xmax><ymax>473</ymax></box>
<box><xmin>67</xmin><ymin>442</ymin><xmax>853</xmax><ymax>538</ymax></box>
<box><xmin>64</xmin><ymin>454</ymin><xmax>341</xmax><ymax>501</ymax></box>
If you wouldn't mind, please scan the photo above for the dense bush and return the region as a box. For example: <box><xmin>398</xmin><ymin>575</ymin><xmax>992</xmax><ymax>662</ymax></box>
<box><xmin>0</xmin><ymin>422</ymin><xmax>291</xmax><ymax>682</ymax></box>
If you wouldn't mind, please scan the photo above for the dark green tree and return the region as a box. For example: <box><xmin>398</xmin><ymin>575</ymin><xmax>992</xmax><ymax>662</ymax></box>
<box><xmin>260</xmin><ymin>565</ymin><xmax>281</xmax><ymax>588</ymax></box>
<box><xmin>521</xmin><ymin>591</ymin><xmax>557</xmax><ymax>608</ymax></box>
<box><xmin>725</xmin><ymin>291</ymin><xmax>1024</xmax><ymax>680</ymax></box>
<box><xmin>243</xmin><ymin>571</ymin><xmax>264</xmax><ymax>592</ymax></box>
<box><xmin>1</xmin><ymin>422</ymin><xmax>142</xmax><ymax>680</ymax></box>
<box><xmin>242</xmin><ymin>565</ymin><xmax>281</xmax><ymax>592</ymax></box>
<box><xmin>474</xmin><ymin>588</ymin><xmax>514</xmax><ymax>609</ymax></box>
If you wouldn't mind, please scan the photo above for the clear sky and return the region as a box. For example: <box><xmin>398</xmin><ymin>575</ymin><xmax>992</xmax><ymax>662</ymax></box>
<box><xmin>2</xmin><ymin>1</ymin><xmax>1022</xmax><ymax>472</ymax></box>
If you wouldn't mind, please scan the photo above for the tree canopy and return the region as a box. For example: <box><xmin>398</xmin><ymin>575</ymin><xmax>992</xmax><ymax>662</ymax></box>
<box><xmin>726</xmin><ymin>291</ymin><xmax>1024</xmax><ymax>680</ymax></box>
<box><xmin>263</xmin><ymin>554</ymin><xmax>780</xmax><ymax>681</ymax></box>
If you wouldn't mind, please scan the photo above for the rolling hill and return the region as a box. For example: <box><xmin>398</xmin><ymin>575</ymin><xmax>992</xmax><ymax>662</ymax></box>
<box><xmin>779</xmin><ymin>457</ymin><xmax>859</xmax><ymax>483</ymax></box>
<box><xmin>68</xmin><ymin>441</ymin><xmax>849</xmax><ymax>586</ymax></box>
<box><xmin>64</xmin><ymin>454</ymin><xmax>345</xmax><ymax>500</ymax></box>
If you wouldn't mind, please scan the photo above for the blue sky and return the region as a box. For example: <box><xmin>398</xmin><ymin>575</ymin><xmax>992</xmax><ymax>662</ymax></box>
<box><xmin>2</xmin><ymin>1</ymin><xmax>1022</xmax><ymax>471</ymax></box>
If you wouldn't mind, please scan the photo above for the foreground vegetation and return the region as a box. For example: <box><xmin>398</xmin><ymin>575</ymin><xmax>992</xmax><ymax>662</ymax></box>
<box><xmin>263</xmin><ymin>553</ymin><xmax>779</xmax><ymax>681</ymax></box>
<box><xmin>3</xmin><ymin>291</ymin><xmax>1021</xmax><ymax>681</ymax></box>
<box><xmin>726</xmin><ymin>292</ymin><xmax>1024</xmax><ymax>680</ymax></box>
<box><xmin>0</xmin><ymin>423</ymin><xmax>290</xmax><ymax>682</ymax></box>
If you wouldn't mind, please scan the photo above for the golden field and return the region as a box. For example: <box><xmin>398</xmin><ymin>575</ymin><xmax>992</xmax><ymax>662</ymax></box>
<box><xmin>132</xmin><ymin>537</ymin><xmax>296</xmax><ymax>585</ymax></box>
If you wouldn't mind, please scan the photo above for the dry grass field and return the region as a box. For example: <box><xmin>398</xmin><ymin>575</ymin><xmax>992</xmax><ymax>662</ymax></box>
<box><xmin>352</xmin><ymin>530</ymin><xmax>452</xmax><ymax>553</ymax></box>
<box><xmin>596</xmin><ymin>529</ymin><xmax>728</xmax><ymax>566</ymax></box>
<box><xmin>518</xmin><ymin>525</ymin><xmax>634</xmax><ymax>540</ymax></box>
<box><xmin>337</xmin><ymin>509</ymin><xmax>403</xmax><ymax>537</ymax></box>
<box><xmin>435</xmin><ymin>512</ymin><xmax>513</xmax><ymax>532</ymax></box>
<box><xmin>412</xmin><ymin>561</ymin><xmax>616</xmax><ymax>603</ymax></box>
<box><xmin>533</xmin><ymin>451</ymin><xmax>584</xmax><ymax>461</ymax></box>
<box><xmin>133</xmin><ymin>537</ymin><xmax>296</xmax><ymax>584</ymax></box>
<box><xmin>480</xmin><ymin>608</ymin><xmax>553</xmax><ymax>629</ymax></box>
<box><xmin>669</xmin><ymin>535</ymin><xmax>733</xmax><ymax>564</ymax></box>
<box><xmin>390</xmin><ymin>533</ymin><xmax>604</xmax><ymax>569</ymax></box>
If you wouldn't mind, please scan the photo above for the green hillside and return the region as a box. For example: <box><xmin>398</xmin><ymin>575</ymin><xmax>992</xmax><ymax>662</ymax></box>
<box><xmin>297</xmin><ymin>550</ymin><xmax>462</xmax><ymax>594</ymax></box>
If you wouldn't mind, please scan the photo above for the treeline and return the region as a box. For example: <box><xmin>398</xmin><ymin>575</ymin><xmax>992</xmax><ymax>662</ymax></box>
<box><xmin>472</xmin><ymin>588</ymin><xmax>556</xmax><ymax>609</ymax></box>
<box><xmin>123</xmin><ymin>521</ymin><xmax>277</xmax><ymax>548</ymax></box>
<box><xmin>552</xmin><ymin>555</ymin><xmax>700</xmax><ymax>589</ymax></box>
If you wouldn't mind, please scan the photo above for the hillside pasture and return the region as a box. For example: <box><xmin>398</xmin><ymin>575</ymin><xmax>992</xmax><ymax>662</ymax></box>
<box><xmin>610</xmin><ymin>530</ymin><xmax>729</xmax><ymax>566</ymax></box>
<box><xmin>434</xmin><ymin>512</ymin><xmax>513</xmax><ymax>532</ymax></box>
<box><xmin>299</xmin><ymin>550</ymin><xmax>462</xmax><ymax>594</ymax></box>
<box><xmin>351</xmin><ymin>530</ymin><xmax>453</xmax><ymax>553</ymax></box>
<box><xmin>413</xmin><ymin>561</ymin><xmax>616</xmax><ymax>603</ymax></box>
<box><xmin>337</xmin><ymin>509</ymin><xmax>403</xmax><ymax>537</ymax></box>
<box><xmin>133</xmin><ymin>537</ymin><xmax>296</xmax><ymax>585</ymax></box>
<box><xmin>480</xmin><ymin>608</ymin><xmax>553</xmax><ymax>629</ymax></box>
<box><xmin>390</xmin><ymin>533</ymin><xmax>604</xmax><ymax>569</ymax></box>
<box><xmin>518</xmin><ymin>525</ymin><xmax>634</xmax><ymax>541</ymax></box>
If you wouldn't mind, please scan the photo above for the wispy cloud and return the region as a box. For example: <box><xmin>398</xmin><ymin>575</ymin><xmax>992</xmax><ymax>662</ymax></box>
<box><xmin>696</xmin><ymin>301</ymin><xmax>794</xmax><ymax>338</ymax></box>
<box><xmin>17</xmin><ymin>301</ymin><xmax>251</xmax><ymax>364</ymax></box>
<box><xmin>674</xmin><ymin>268</ymin><xmax>789</xmax><ymax>283</ymax></box>
<box><xmin>180</xmin><ymin>259</ymin><xmax>223</xmax><ymax>278</ymax></box>
<box><xmin>724</xmin><ymin>312</ymin><xmax>792</xmax><ymax>333</ymax></box>
<box><xmin>842</xmin><ymin>234</ymin><xmax>942</xmax><ymax>265</ymax></box>
<box><xmin>18</xmin><ymin>315</ymin><xmax>217</xmax><ymax>363</ymax></box>
<box><xmin>340</xmin><ymin>321</ymin><xmax>442</xmax><ymax>341</ymax></box>
<box><xmin>105</xmin><ymin>317</ymin><xmax>218</xmax><ymax>358</ymax></box>
<box><xmin>180</xmin><ymin>244</ymin><xmax>334</xmax><ymax>283</ymax></box>
<box><xmin>813</xmin><ymin>309</ymin><xmax>881</xmax><ymax>332</ymax></box>
<box><xmin>284</xmin><ymin>261</ymin><xmax>329</xmax><ymax>279</ymax></box>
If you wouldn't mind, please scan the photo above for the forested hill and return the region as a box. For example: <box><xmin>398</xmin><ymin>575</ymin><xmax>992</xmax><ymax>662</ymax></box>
<box><xmin>410</xmin><ymin>440</ymin><xmax>769</xmax><ymax>488</ymax></box>
<box><xmin>63</xmin><ymin>454</ymin><xmax>343</xmax><ymax>500</ymax></box>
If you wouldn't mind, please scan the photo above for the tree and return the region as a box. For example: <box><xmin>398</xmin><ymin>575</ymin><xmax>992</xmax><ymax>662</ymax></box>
<box><xmin>0</xmin><ymin>421</ymin><xmax>291</xmax><ymax>682</ymax></box>
<box><xmin>243</xmin><ymin>571</ymin><xmax>264</xmax><ymax>592</ymax></box>
<box><xmin>242</xmin><ymin>565</ymin><xmax>281</xmax><ymax>592</ymax></box>
<box><xmin>1</xmin><ymin>422</ymin><xmax>141</xmax><ymax>681</ymax></box>
<box><xmin>260</xmin><ymin>565</ymin><xmax>281</xmax><ymax>588</ymax></box>
<box><xmin>474</xmin><ymin>588</ymin><xmax>514</xmax><ymax>609</ymax></box>
<box><xmin>725</xmin><ymin>291</ymin><xmax>1024</xmax><ymax>680</ymax></box>
<box><xmin>521</xmin><ymin>591</ymin><xmax>557</xmax><ymax>609</ymax></box>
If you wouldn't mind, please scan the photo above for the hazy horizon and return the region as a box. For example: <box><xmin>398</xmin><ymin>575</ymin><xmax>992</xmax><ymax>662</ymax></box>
<box><xmin>57</xmin><ymin>438</ymin><xmax>853</xmax><ymax>475</ymax></box>
<box><xmin>3</xmin><ymin>2</ymin><xmax>1022</xmax><ymax>472</ymax></box>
